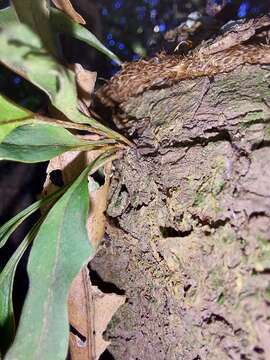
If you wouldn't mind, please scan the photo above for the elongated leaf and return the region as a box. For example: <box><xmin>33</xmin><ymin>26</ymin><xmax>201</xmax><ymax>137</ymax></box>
<box><xmin>0</xmin><ymin>23</ymin><xmax>82</xmax><ymax>118</ymax></box>
<box><xmin>0</xmin><ymin>187</ymin><xmax>70</xmax><ymax>352</ymax></box>
<box><xmin>51</xmin><ymin>8</ymin><xmax>121</xmax><ymax>65</ymax></box>
<box><xmin>0</xmin><ymin>95</ymin><xmax>31</xmax><ymax>122</ymax></box>
<box><xmin>0</xmin><ymin>94</ymin><xmax>34</xmax><ymax>143</ymax></box>
<box><xmin>0</xmin><ymin>23</ymin><xmax>90</xmax><ymax>124</ymax></box>
<box><xmin>0</xmin><ymin>6</ymin><xmax>17</xmax><ymax>26</ymax></box>
<box><xmin>0</xmin><ymin>6</ymin><xmax>120</xmax><ymax>64</ymax></box>
<box><xmin>0</xmin><ymin>186</ymin><xmax>66</xmax><ymax>249</ymax></box>
<box><xmin>51</xmin><ymin>0</ymin><xmax>85</xmax><ymax>24</ymax></box>
<box><xmin>0</xmin><ymin>220</ymin><xmax>42</xmax><ymax>355</ymax></box>
<box><xmin>11</xmin><ymin>0</ymin><xmax>57</xmax><ymax>56</ymax></box>
<box><xmin>0</xmin><ymin>11</ymin><xmax>130</xmax><ymax>144</ymax></box>
<box><xmin>0</xmin><ymin>123</ymin><xmax>110</xmax><ymax>163</ymax></box>
<box><xmin>5</xmin><ymin>153</ymin><xmax>111</xmax><ymax>360</ymax></box>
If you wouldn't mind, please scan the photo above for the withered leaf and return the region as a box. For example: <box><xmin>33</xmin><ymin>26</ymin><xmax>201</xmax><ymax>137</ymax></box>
<box><xmin>74</xmin><ymin>63</ymin><xmax>97</xmax><ymax>108</ymax></box>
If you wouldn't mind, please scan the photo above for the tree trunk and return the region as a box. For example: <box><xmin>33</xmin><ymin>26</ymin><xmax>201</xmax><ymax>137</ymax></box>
<box><xmin>91</xmin><ymin>19</ymin><xmax>270</xmax><ymax>360</ymax></box>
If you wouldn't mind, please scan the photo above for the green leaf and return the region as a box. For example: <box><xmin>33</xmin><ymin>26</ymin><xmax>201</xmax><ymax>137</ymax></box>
<box><xmin>0</xmin><ymin>94</ymin><xmax>34</xmax><ymax>143</ymax></box>
<box><xmin>0</xmin><ymin>23</ymin><xmax>83</xmax><ymax>119</ymax></box>
<box><xmin>11</xmin><ymin>0</ymin><xmax>57</xmax><ymax>56</ymax></box>
<box><xmin>0</xmin><ymin>95</ymin><xmax>30</xmax><ymax>122</ymax></box>
<box><xmin>0</xmin><ymin>186</ymin><xmax>66</xmax><ymax>249</ymax></box>
<box><xmin>0</xmin><ymin>13</ymin><xmax>131</xmax><ymax>145</ymax></box>
<box><xmin>50</xmin><ymin>8</ymin><xmax>121</xmax><ymax>65</ymax></box>
<box><xmin>0</xmin><ymin>220</ymin><xmax>42</xmax><ymax>355</ymax></box>
<box><xmin>0</xmin><ymin>123</ymin><xmax>109</xmax><ymax>163</ymax></box>
<box><xmin>0</xmin><ymin>186</ymin><xmax>70</xmax><ymax>353</ymax></box>
<box><xmin>0</xmin><ymin>23</ymin><xmax>107</xmax><ymax>128</ymax></box>
<box><xmin>0</xmin><ymin>6</ymin><xmax>17</xmax><ymax>26</ymax></box>
<box><xmin>5</xmin><ymin>153</ymin><xmax>111</xmax><ymax>360</ymax></box>
<box><xmin>0</xmin><ymin>6</ymin><xmax>121</xmax><ymax>65</ymax></box>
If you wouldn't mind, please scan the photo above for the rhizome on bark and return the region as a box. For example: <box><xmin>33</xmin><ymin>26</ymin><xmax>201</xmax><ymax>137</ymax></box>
<box><xmin>91</xmin><ymin>15</ymin><xmax>270</xmax><ymax>360</ymax></box>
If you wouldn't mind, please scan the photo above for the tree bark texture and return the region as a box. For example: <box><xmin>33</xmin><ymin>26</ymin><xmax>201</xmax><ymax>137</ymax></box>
<box><xmin>91</xmin><ymin>23</ymin><xmax>270</xmax><ymax>360</ymax></box>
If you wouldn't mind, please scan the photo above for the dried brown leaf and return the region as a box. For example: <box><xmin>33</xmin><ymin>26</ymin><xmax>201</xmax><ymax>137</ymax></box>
<box><xmin>74</xmin><ymin>63</ymin><xmax>97</xmax><ymax>108</ymax></box>
<box><xmin>43</xmin><ymin>143</ymin><xmax>111</xmax><ymax>248</ymax></box>
<box><xmin>43</xmin><ymin>147</ymin><xmax>99</xmax><ymax>196</ymax></box>
<box><xmin>92</xmin><ymin>286</ymin><xmax>126</xmax><ymax>359</ymax></box>
<box><xmin>87</xmin><ymin>162</ymin><xmax>111</xmax><ymax>248</ymax></box>
<box><xmin>68</xmin><ymin>267</ymin><xmax>94</xmax><ymax>360</ymax></box>
<box><xmin>52</xmin><ymin>0</ymin><xmax>85</xmax><ymax>24</ymax></box>
<box><xmin>68</xmin><ymin>270</ymin><xmax>125</xmax><ymax>360</ymax></box>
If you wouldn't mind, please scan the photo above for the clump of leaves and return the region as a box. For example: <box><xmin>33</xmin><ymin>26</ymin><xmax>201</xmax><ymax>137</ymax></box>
<box><xmin>0</xmin><ymin>1</ymin><xmax>130</xmax><ymax>359</ymax></box>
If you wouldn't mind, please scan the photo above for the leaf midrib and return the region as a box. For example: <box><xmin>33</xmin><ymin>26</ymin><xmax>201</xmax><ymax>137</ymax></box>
<box><xmin>34</xmin><ymin>179</ymin><xmax>85</xmax><ymax>358</ymax></box>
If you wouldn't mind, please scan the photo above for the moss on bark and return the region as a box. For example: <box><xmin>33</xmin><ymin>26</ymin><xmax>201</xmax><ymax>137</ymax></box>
<box><xmin>92</xmin><ymin>64</ymin><xmax>270</xmax><ymax>359</ymax></box>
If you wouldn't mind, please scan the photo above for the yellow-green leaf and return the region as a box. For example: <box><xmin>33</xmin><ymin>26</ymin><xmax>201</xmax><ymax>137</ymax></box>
<box><xmin>0</xmin><ymin>11</ymin><xmax>130</xmax><ymax>145</ymax></box>
<box><xmin>0</xmin><ymin>221</ymin><xmax>42</xmax><ymax>355</ymax></box>
<box><xmin>0</xmin><ymin>94</ymin><xmax>34</xmax><ymax>143</ymax></box>
<box><xmin>5</xmin><ymin>153</ymin><xmax>111</xmax><ymax>360</ymax></box>
<box><xmin>11</xmin><ymin>0</ymin><xmax>57</xmax><ymax>56</ymax></box>
<box><xmin>51</xmin><ymin>8</ymin><xmax>121</xmax><ymax>65</ymax></box>
<box><xmin>0</xmin><ymin>123</ymin><xmax>109</xmax><ymax>163</ymax></box>
<box><xmin>0</xmin><ymin>186</ymin><xmax>66</xmax><ymax>249</ymax></box>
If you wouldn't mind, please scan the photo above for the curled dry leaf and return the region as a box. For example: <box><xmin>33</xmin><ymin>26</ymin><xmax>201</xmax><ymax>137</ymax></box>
<box><xmin>74</xmin><ymin>63</ymin><xmax>97</xmax><ymax>108</ymax></box>
<box><xmin>68</xmin><ymin>267</ymin><xmax>94</xmax><ymax>360</ymax></box>
<box><xmin>91</xmin><ymin>285</ymin><xmax>126</xmax><ymax>360</ymax></box>
<box><xmin>42</xmin><ymin>147</ymin><xmax>98</xmax><ymax>196</ymax></box>
<box><xmin>87</xmin><ymin>160</ymin><xmax>111</xmax><ymax>248</ymax></box>
<box><xmin>43</xmin><ymin>142</ymin><xmax>111</xmax><ymax>249</ymax></box>
<box><xmin>52</xmin><ymin>0</ymin><xmax>86</xmax><ymax>24</ymax></box>
<box><xmin>68</xmin><ymin>268</ymin><xmax>126</xmax><ymax>360</ymax></box>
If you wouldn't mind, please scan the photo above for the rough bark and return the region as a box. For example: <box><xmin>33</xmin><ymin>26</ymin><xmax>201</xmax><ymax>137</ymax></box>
<box><xmin>91</xmin><ymin>19</ymin><xmax>270</xmax><ymax>360</ymax></box>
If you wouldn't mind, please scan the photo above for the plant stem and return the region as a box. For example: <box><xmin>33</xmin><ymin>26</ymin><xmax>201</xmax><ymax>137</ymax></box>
<box><xmin>36</xmin><ymin>115</ymin><xmax>135</xmax><ymax>148</ymax></box>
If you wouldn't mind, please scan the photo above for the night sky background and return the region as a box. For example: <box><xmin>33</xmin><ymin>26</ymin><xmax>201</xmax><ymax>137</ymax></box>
<box><xmin>98</xmin><ymin>0</ymin><xmax>270</xmax><ymax>76</ymax></box>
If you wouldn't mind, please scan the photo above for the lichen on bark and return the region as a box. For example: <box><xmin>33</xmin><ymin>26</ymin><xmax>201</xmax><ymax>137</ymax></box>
<box><xmin>91</xmin><ymin>18</ymin><xmax>270</xmax><ymax>360</ymax></box>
